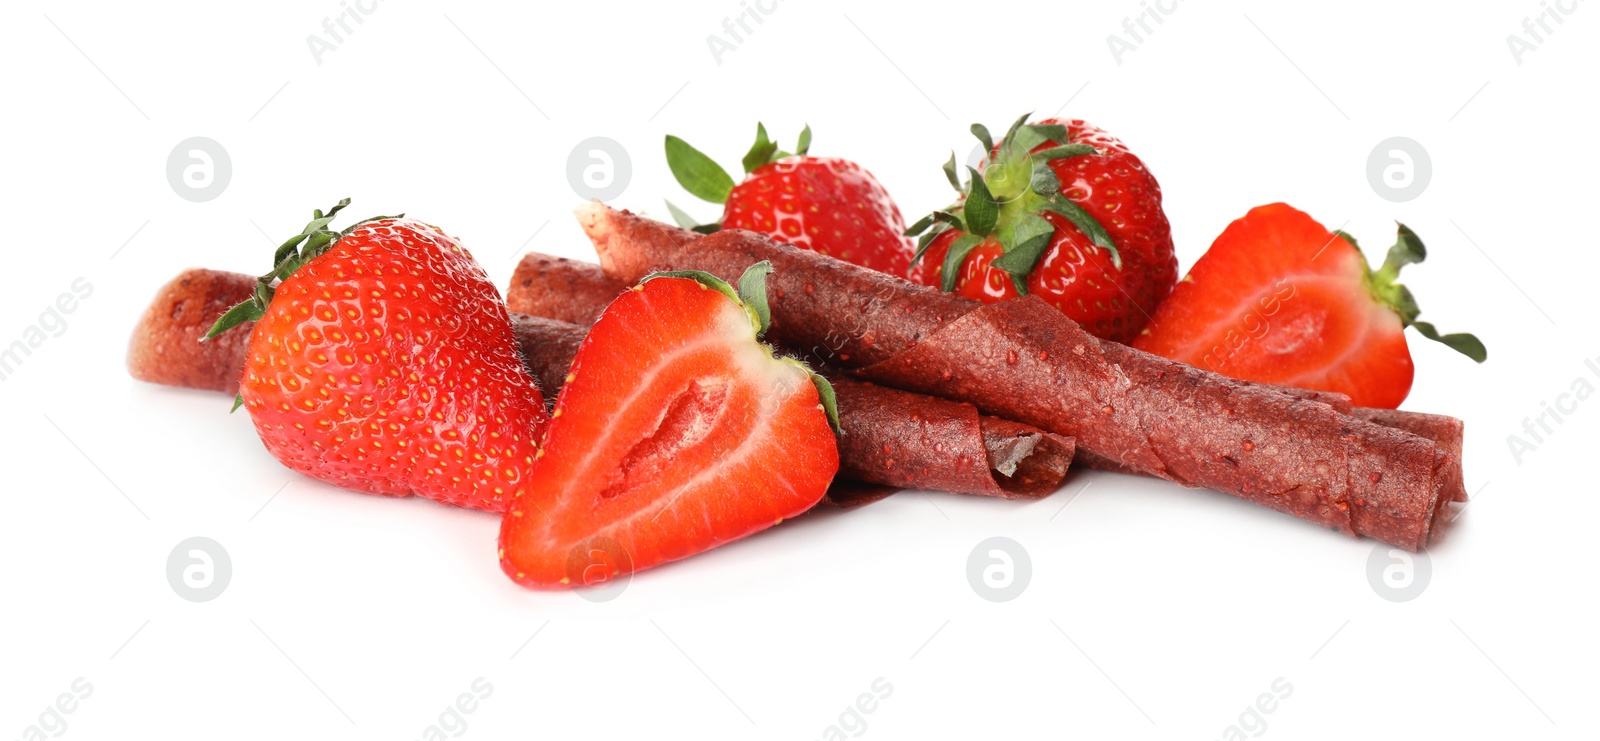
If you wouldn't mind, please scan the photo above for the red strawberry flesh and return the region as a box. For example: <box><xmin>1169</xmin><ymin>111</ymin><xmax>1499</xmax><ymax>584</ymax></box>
<box><xmin>500</xmin><ymin>274</ymin><xmax>838</xmax><ymax>587</ymax></box>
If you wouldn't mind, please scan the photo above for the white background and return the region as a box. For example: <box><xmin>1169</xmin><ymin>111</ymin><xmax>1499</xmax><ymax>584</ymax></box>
<box><xmin>2</xmin><ymin>0</ymin><xmax>1595</xmax><ymax>738</ymax></box>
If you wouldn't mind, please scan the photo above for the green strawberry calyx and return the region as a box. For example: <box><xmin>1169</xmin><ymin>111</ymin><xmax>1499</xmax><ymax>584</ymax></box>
<box><xmin>640</xmin><ymin>261</ymin><xmax>841</xmax><ymax>434</ymax></box>
<box><xmin>201</xmin><ymin>198</ymin><xmax>398</xmax><ymax>412</ymax></box>
<box><xmin>906</xmin><ymin>113</ymin><xmax>1117</xmax><ymax>295</ymax></box>
<box><xmin>662</xmin><ymin>123</ymin><xmax>813</xmax><ymax>235</ymax></box>
<box><xmin>1342</xmin><ymin>224</ymin><xmax>1487</xmax><ymax>363</ymax></box>
<box><xmin>204</xmin><ymin>197</ymin><xmax>398</xmax><ymax>341</ymax></box>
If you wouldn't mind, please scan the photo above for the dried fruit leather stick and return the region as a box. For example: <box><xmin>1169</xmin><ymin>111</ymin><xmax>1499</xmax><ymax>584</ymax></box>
<box><xmin>580</xmin><ymin>204</ymin><xmax>1462</xmax><ymax>551</ymax></box>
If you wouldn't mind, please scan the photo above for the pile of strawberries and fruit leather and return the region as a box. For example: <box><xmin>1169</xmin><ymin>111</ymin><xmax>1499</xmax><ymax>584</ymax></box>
<box><xmin>128</xmin><ymin>116</ymin><xmax>1480</xmax><ymax>589</ymax></box>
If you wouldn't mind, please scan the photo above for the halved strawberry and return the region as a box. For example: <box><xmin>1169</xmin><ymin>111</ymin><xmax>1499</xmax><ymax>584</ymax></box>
<box><xmin>1133</xmin><ymin>203</ymin><xmax>1485</xmax><ymax>408</ymax></box>
<box><xmin>499</xmin><ymin>263</ymin><xmax>840</xmax><ymax>588</ymax></box>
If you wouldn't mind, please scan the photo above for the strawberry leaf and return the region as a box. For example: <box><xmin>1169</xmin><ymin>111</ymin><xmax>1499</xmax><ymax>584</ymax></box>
<box><xmin>1011</xmin><ymin>272</ymin><xmax>1030</xmax><ymax>296</ymax></box>
<box><xmin>940</xmin><ymin>154</ymin><xmax>965</xmax><ymax>195</ymax></box>
<box><xmin>736</xmin><ymin>260</ymin><xmax>775</xmax><ymax>335</ymax></box>
<box><xmin>910</xmin><ymin>222</ymin><xmax>952</xmax><ymax>266</ymax></box>
<box><xmin>964</xmin><ymin>167</ymin><xmax>998</xmax><ymax>237</ymax></box>
<box><xmin>740</xmin><ymin>123</ymin><xmax>779</xmax><ymax>174</ymax></box>
<box><xmin>1020</xmin><ymin>124</ymin><xmax>1069</xmax><ymax>148</ymax></box>
<box><xmin>1412</xmin><ymin>321</ymin><xmax>1487</xmax><ymax>363</ymax></box>
<box><xmin>795</xmin><ymin>124</ymin><xmax>812</xmax><ymax>156</ymax></box>
<box><xmin>1010</xmin><ymin>124</ymin><xmax>1051</xmax><ymax>154</ymax></box>
<box><xmin>665</xmin><ymin>199</ymin><xmax>700</xmax><ymax>229</ymax></box>
<box><xmin>230</xmin><ymin>394</ymin><xmax>245</xmax><ymax>413</ymax></box>
<box><xmin>807</xmin><ymin>370</ymin><xmax>842</xmax><ymax>435</ymax></box>
<box><xmin>1043</xmin><ymin>196</ymin><xmax>1120</xmax><ymax>268</ymax></box>
<box><xmin>1029</xmin><ymin>160</ymin><xmax>1061</xmax><ymax>197</ymax></box>
<box><xmin>991</xmin><ymin>212</ymin><xmax>1055</xmax><ymax>277</ymax></box>
<box><xmin>904</xmin><ymin>213</ymin><xmax>936</xmax><ymax>238</ymax></box>
<box><xmin>203</xmin><ymin>292</ymin><xmax>266</xmax><ymax>340</ymax></box>
<box><xmin>940</xmin><ymin>234</ymin><xmax>985</xmax><ymax>293</ymax></box>
<box><xmin>970</xmin><ymin>124</ymin><xmax>994</xmax><ymax>155</ymax></box>
<box><xmin>665</xmin><ymin>135</ymin><xmax>735</xmax><ymax>204</ymax></box>
<box><xmin>1000</xmin><ymin>112</ymin><xmax>1033</xmax><ymax>148</ymax></box>
<box><xmin>907</xmin><ymin>211</ymin><xmax>965</xmax><ymax>239</ymax></box>
<box><xmin>664</xmin><ymin>200</ymin><xmax>722</xmax><ymax>234</ymax></box>
<box><xmin>1031</xmin><ymin>143</ymin><xmax>1098</xmax><ymax>162</ymax></box>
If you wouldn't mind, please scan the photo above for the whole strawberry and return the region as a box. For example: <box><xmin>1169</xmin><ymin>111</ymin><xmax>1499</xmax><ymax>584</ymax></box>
<box><xmin>206</xmin><ymin>199</ymin><xmax>551</xmax><ymax>512</ymax></box>
<box><xmin>664</xmin><ymin>124</ymin><xmax>914</xmax><ymax>275</ymax></box>
<box><xmin>906</xmin><ymin>115</ymin><xmax>1177</xmax><ymax>342</ymax></box>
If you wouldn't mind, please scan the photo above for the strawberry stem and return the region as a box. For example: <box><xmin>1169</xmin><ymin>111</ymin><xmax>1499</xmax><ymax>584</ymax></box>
<box><xmin>1358</xmin><ymin>224</ymin><xmax>1487</xmax><ymax>363</ymax></box>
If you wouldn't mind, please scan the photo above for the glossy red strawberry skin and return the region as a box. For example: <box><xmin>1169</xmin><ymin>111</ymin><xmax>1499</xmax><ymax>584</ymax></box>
<box><xmin>1133</xmin><ymin>203</ymin><xmax>1415</xmax><ymax>408</ymax></box>
<box><xmin>724</xmin><ymin>156</ymin><xmax>914</xmax><ymax>276</ymax></box>
<box><xmin>239</xmin><ymin>218</ymin><xmax>551</xmax><ymax>512</ymax></box>
<box><xmin>910</xmin><ymin>119</ymin><xmax>1176</xmax><ymax>342</ymax></box>
<box><xmin>500</xmin><ymin>275</ymin><xmax>838</xmax><ymax>588</ymax></box>
<box><xmin>915</xmin><ymin>211</ymin><xmax>1139</xmax><ymax>338</ymax></box>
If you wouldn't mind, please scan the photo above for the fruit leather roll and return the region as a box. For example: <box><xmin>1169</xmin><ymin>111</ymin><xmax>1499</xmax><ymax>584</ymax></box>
<box><xmin>127</xmin><ymin>268</ymin><xmax>260</xmax><ymax>392</ymax></box>
<box><xmin>129</xmin><ymin>268</ymin><xmax>1075</xmax><ymax>505</ymax></box>
<box><xmin>506</xmin><ymin>250</ymin><xmax>1470</xmax><ymax>508</ymax></box>
<box><xmin>507</xmin><ymin>252</ymin><xmax>624</xmax><ymax>326</ymax></box>
<box><xmin>579</xmin><ymin>204</ymin><xmax>1462</xmax><ymax>550</ymax></box>
<box><xmin>1353</xmin><ymin>407</ymin><xmax>1467</xmax><ymax>504</ymax></box>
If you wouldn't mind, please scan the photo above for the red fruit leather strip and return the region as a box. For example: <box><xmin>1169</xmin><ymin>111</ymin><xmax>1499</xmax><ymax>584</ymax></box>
<box><xmin>1352</xmin><ymin>408</ymin><xmax>1468</xmax><ymax>503</ymax></box>
<box><xmin>508</xmin><ymin>313</ymin><xmax>587</xmax><ymax>398</ymax></box>
<box><xmin>580</xmin><ymin>204</ymin><xmax>1462</xmax><ymax>551</ymax></box>
<box><xmin>1077</xmin><ymin>387</ymin><xmax>1468</xmax><ymax>504</ymax></box>
<box><xmin>503</xmin><ymin>258</ymin><xmax>1075</xmax><ymax>502</ymax></box>
<box><xmin>131</xmin><ymin>268</ymin><xmax>1072</xmax><ymax>506</ymax></box>
<box><xmin>505</xmin><ymin>251</ymin><xmax>1463</xmax><ymax>495</ymax></box>
<box><xmin>507</xmin><ymin>252</ymin><xmax>625</xmax><ymax>326</ymax></box>
<box><xmin>1262</xmin><ymin>389</ymin><xmax>1466</xmax><ymax>505</ymax></box>
<box><xmin>829</xmin><ymin>375</ymin><xmax>1075</xmax><ymax>499</ymax></box>
<box><xmin>127</xmin><ymin>268</ymin><xmax>259</xmax><ymax>392</ymax></box>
